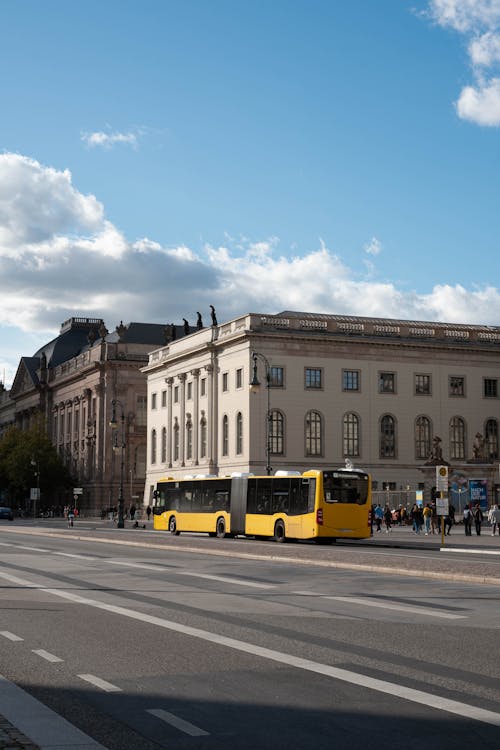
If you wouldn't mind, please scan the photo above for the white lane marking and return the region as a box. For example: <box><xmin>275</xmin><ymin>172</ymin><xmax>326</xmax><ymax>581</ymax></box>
<box><xmin>0</xmin><ymin>631</ymin><xmax>23</xmax><ymax>641</ymax></box>
<box><xmin>78</xmin><ymin>674</ymin><xmax>122</xmax><ymax>692</ymax></box>
<box><xmin>147</xmin><ymin>708</ymin><xmax>209</xmax><ymax>736</ymax></box>
<box><xmin>32</xmin><ymin>649</ymin><xmax>63</xmax><ymax>663</ymax></box>
<box><xmin>54</xmin><ymin>552</ymin><xmax>96</xmax><ymax>560</ymax></box>
<box><xmin>327</xmin><ymin>596</ymin><xmax>467</xmax><ymax>620</ymax></box>
<box><xmin>292</xmin><ymin>590</ymin><xmax>317</xmax><ymax>596</ymax></box>
<box><xmin>106</xmin><ymin>559</ymin><xmax>274</xmax><ymax>588</ymax></box>
<box><xmin>177</xmin><ymin>570</ymin><xmax>275</xmax><ymax>589</ymax></box>
<box><xmin>441</xmin><ymin>548</ymin><xmax>500</xmax><ymax>556</ymax></box>
<box><xmin>0</xmin><ymin>571</ymin><xmax>495</xmax><ymax>727</ymax></box>
<box><xmin>107</xmin><ymin>560</ymin><xmax>160</xmax><ymax>571</ymax></box>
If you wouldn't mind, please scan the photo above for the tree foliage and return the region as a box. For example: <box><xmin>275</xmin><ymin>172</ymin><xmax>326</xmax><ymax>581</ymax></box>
<box><xmin>0</xmin><ymin>416</ymin><xmax>74</xmax><ymax>506</ymax></box>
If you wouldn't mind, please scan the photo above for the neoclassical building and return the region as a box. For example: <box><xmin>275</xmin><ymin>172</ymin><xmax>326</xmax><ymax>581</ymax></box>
<box><xmin>4</xmin><ymin>316</ymin><xmax>191</xmax><ymax>512</ymax></box>
<box><xmin>142</xmin><ymin>310</ymin><xmax>500</xmax><ymax>508</ymax></box>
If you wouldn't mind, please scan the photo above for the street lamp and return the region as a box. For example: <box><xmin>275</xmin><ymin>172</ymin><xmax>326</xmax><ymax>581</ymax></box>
<box><xmin>249</xmin><ymin>351</ymin><xmax>272</xmax><ymax>475</ymax></box>
<box><xmin>109</xmin><ymin>399</ymin><xmax>125</xmax><ymax>529</ymax></box>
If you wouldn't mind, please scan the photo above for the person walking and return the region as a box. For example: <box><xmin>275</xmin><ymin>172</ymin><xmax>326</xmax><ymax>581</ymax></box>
<box><xmin>473</xmin><ymin>503</ymin><xmax>484</xmax><ymax>535</ymax></box>
<box><xmin>487</xmin><ymin>504</ymin><xmax>500</xmax><ymax>535</ymax></box>
<box><xmin>411</xmin><ymin>504</ymin><xmax>423</xmax><ymax>534</ymax></box>
<box><xmin>67</xmin><ymin>507</ymin><xmax>75</xmax><ymax>528</ymax></box>
<box><xmin>384</xmin><ymin>504</ymin><xmax>392</xmax><ymax>533</ymax></box>
<box><xmin>463</xmin><ymin>504</ymin><xmax>472</xmax><ymax>535</ymax></box>
<box><xmin>423</xmin><ymin>504</ymin><xmax>432</xmax><ymax>535</ymax></box>
<box><xmin>146</xmin><ymin>505</ymin><xmax>152</xmax><ymax>521</ymax></box>
<box><xmin>374</xmin><ymin>504</ymin><xmax>384</xmax><ymax>532</ymax></box>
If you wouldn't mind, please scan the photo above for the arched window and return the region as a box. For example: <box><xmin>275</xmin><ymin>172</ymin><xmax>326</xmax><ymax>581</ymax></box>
<box><xmin>415</xmin><ymin>416</ymin><xmax>431</xmax><ymax>460</ymax></box>
<box><xmin>161</xmin><ymin>427</ymin><xmax>167</xmax><ymax>463</ymax></box>
<box><xmin>186</xmin><ymin>417</ymin><xmax>193</xmax><ymax>460</ymax></box>
<box><xmin>151</xmin><ymin>429</ymin><xmax>157</xmax><ymax>464</ymax></box>
<box><xmin>485</xmin><ymin>419</ymin><xmax>498</xmax><ymax>460</ymax></box>
<box><xmin>343</xmin><ymin>413</ymin><xmax>360</xmax><ymax>457</ymax></box>
<box><xmin>222</xmin><ymin>415</ymin><xmax>229</xmax><ymax>456</ymax></box>
<box><xmin>380</xmin><ymin>415</ymin><xmax>396</xmax><ymax>458</ymax></box>
<box><xmin>200</xmin><ymin>416</ymin><xmax>207</xmax><ymax>458</ymax></box>
<box><xmin>236</xmin><ymin>412</ymin><xmax>243</xmax><ymax>455</ymax></box>
<box><xmin>450</xmin><ymin>417</ymin><xmax>466</xmax><ymax>459</ymax></box>
<box><xmin>305</xmin><ymin>410</ymin><xmax>323</xmax><ymax>456</ymax></box>
<box><xmin>269</xmin><ymin>410</ymin><xmax>284</xmax><ymax>455</ymax></box>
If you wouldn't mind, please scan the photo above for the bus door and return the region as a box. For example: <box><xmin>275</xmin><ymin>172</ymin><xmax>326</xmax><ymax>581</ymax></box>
<box><xmin>229</xmin><ymin>476</ymin><xmax>247</xmax><ymax>535</ymax></box>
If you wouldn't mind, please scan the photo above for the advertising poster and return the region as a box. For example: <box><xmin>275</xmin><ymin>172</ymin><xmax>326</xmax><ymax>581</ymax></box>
<box><xmin>468</xmin><ymin>479</ymin><xmax>488</xmax><ymax>511</ymax></box>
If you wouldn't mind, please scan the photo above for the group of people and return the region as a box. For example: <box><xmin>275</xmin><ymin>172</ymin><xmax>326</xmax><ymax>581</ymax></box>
<box><xmin>372</xmin><ymin>500</ymin><xmax>499</xmax><ymax>537</ymax></box>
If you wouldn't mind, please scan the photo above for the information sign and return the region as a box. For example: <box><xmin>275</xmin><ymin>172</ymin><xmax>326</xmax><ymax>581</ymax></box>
<box><xmin>435</xmin><ymin>465</ymin><xmax>449</xmax><ymax>492</ymax></box>
<box><xmin>436</xmin><ymin>496</ymin><xmax>449</xmax><ymax>516</ymax></box>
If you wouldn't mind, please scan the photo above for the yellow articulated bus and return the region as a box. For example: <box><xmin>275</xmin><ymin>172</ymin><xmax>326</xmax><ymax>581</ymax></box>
<box><xmin>152</xmin><ymin>467</ymin><xmax>371</xmax><ymax>543</ymax></box>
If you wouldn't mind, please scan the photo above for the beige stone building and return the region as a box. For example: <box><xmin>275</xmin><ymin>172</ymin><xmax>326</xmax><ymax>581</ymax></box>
<box><xmin>142</xmin><ymin>311</ymin><xmax>500</xmax><ymax>510</ymax></box>
<box><xmin>4</xmin><ymin>317</ymin><xmax>185</xmax><ymax>512</ymax></box>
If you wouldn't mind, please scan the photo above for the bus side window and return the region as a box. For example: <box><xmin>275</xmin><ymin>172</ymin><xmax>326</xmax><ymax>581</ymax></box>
<box><xmin>307</xmin><ymin>479</ymin><xmax>316</xmax><ymax>513</ymax></box>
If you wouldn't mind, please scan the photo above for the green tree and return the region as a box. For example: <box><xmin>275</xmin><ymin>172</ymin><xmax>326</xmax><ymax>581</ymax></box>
<box><xmin>0</xmin><ymin>417</ymin><xmax>73</xmax><ymax>509</ymax></box>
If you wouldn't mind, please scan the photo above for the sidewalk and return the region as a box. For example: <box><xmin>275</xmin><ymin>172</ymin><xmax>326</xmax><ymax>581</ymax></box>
<box><xmin>0</xmin><ymin>713</ymin><xmax>40</xmax><ymax>750</ymax></box>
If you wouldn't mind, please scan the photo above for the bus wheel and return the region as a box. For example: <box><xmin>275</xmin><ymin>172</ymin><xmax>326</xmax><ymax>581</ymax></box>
<box><xmin>169</xmin><ymin>516</ymin><xmax>180</xmax><ymax>536</ymax></box>
<box><xmin>274</xmin><ymin>520</ymin><xmax>286</xmax><ymax>543</ymax></box>
<box><xmin>216</xmin><ymin>517</ymin><xmax>226</xmax><ymax>538</ymax></box>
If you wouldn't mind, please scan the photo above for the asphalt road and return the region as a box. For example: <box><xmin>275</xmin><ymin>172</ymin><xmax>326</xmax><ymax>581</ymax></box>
<box><xmin>0</xmin><ymin>522</ymin><xmax>499</xmax><ymax>749</ymax></box>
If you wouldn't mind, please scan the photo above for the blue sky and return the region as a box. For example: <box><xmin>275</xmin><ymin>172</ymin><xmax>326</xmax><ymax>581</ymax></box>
<box><xmin>2</xmin><ymin>0</ymin><xmax>500</xmax><ymax>387</ymax></box>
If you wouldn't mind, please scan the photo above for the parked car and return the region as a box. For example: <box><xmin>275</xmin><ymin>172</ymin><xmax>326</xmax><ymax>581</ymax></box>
<box><xmin>0</xmin><ymin>506</ymin><xmax>14</xmax><ymax>521</ymax></box>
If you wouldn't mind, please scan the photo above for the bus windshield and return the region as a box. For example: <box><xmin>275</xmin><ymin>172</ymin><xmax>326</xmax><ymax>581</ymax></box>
<box><xmin>322</xmin><ymin>471</ymin><xmax>369</xmax><ymax>505</ymax></box>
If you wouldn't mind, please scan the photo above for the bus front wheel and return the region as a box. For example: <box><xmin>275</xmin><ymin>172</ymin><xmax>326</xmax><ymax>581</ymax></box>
<box><xmin>274</xmin><ymin>520</ymin><xmax>286</xmax><ymax>543</ymax></box>
<box><xmin>216</xmin><ymin>517</ymin><xmax>226</xmax><ymax>538</ymax></box>
<box><xmin>169</xmin><ymin>516</ymin><xmax>180</xmax><ymax>536</ymax></box>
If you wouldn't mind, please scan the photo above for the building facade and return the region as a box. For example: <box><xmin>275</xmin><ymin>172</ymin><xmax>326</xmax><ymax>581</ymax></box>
<box><xmin>3</xmin><ymin>317</ymin><xmax>189</xmax><ymax>513</ymax></box>
<box><xmin>142</xmin><ymin>311</ymin><xmax>500</xmax><ymax>509</ymax></box>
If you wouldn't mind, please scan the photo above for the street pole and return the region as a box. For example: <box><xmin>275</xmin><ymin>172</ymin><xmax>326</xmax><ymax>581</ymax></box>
<box><xmin>250</xmin><ymin>351</ymin><xmax>272</xmax><ymax>475</ymax></box>
<box><xmin>110</xmin><ymin>399</ymin><xmax>125</xmax><ymax>529</ymax></box>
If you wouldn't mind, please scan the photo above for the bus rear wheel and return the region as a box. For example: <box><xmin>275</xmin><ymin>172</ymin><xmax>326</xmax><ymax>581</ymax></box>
<box><xmin>169</xmin><ymin>516</ymin><xmax>180</xmax><ymax>535</ymax></box>
<box><xmin>216</xmin><ymin>517</ymin><xmax>226</xmax><ymax>538</ymax></box>
<box><xmin>274</xmin><ymin>520</ymin><xmax>286</xmax><ymax>543</ymax></box>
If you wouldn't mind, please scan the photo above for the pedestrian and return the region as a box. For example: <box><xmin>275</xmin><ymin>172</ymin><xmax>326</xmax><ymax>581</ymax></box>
<box><xmin>463</xmin><ymin>504</ymin><xmax>472</xmax><ymax>536</ymax></box>
<box><xmin>473</xmin><ymin>503</ymin><xmax>484</xmax><ymax>535</ymax></box>
<box><xmin>374</xmin><ymin>504</ymin><xmax>384</xmax><ymax>532</ymax></box>
<box><xmin>423</xmin><ymin>504</ymin><xmax>432</xmax><ymax>535</ymax></box>
<box><xmin>146</xmin><ymin>505</ymin><xmax>152</xmax><ymax>521</ymax></box>
<box><xmin>384</xmin><ymin>504</ymin><xmax>392</xmax><ymax>533</ymax></box>
<box><xmin>130</xmin><ymin>504</ymin><xmax>136</xmax><ymax>520</ymax></box>
<box><xmin>430</xmin><ymin>502</ymin><xmax>438</xmax><ymax>534</ymax></box>
<box><xmin>67</xmin><ymin>507</ymin><xmax>75</xmax><ymax>528</ymax></box>
<box><xmin>444</xmin><ymin>503</ymin><xmax>455</xmax><ymax>536</ymax></box>
<box><xmin>487</xmin><ymin>504</ymin><xmax>500</xmax><ymax>535</ymax></box>
<box><xmin>411</xmin><ymin>504</ymin><xmax>423</xmax><ymax>534</ymax></box>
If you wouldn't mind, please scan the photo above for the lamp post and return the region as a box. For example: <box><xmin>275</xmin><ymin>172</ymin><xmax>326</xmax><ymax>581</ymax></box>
<box><xmin>249</xmin><ymin>351</ymin><xmax>272</xmax><ymax>475</ymax></box>
<box><xmin>30</xmin><ymin>457</ymin><xmax>40</xmax><ymax>519</ymax></box>
<box><xmin>109</xmin><ymin>399</ymin><xmax>125</xmax><ymax>529</ymax></box>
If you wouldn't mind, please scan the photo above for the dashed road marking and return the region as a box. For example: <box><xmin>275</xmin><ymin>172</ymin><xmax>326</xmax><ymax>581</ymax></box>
<box><xmin>147</xmin><ymin>708</ymin><xmax>209</xmax><ymax>736</ymax></box>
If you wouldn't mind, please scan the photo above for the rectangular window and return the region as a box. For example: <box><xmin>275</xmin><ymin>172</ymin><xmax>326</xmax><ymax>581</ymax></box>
<box><xmin>161</xmin><ymin>390</ymin><xmax>167</xmax><ymax>407</ymax></box>
<box><xmin>174</xmin><ymin>386</ymin><xmax>179</xmax><ymax>403</ymax></box>
<box><xmin>415</xmin><ymin>374</ymin><xmax>431</xmax><ymax>395</ymax></box>
<box><xmin>379</xmin><ymin>372</ymin><xmax>395</xmax><ymax>393</ymax></box>
<box><xmin>151</xmin><ymin>393</ymin><xmax>157</xmax><ymax>409</ymax></box>
<box><xmin>449</xmin><ymin>376</ymin><xmax>465</xmax><ymax>397</ymax></box>
<box><xmin>187</xmin><ymin>382</ymin><xmax>192</xmax><ymax>400</ymax></box>
<box><xmin>343</xmin><ymin>370</ymin><xmax>360</xmax><ymax>391</ymax></box>
<box><xmin>136</xmin><ymin>395</ymin><xmax>147</xmax><ymax>426</ymax></box>
<box><xmin>305</xmin><ymin>368</ymin><xmax>322</xmax><ymax>389</ymax></box>
<box><xmin>484</xmin><ymin>378</ymin><xmax>498</xmax><ymax>398</ymax></box>
<box><xmin>236</xmin><ymin>368</ymin><xmax>243</xmax><ymax>389</ymax></box>
<box><xmin>201</xmin><ymin>378</ymin><xmax>206</xmax><ymax>396</ymax></box>
<box><xmin>222</xmin><ymin>372</ymin><xmax>228</xmax><ymax>392</ymax></box>
<box><xmin>269</xmin><ymin>366</ymin><xmax>284</xmax><ymax>387</ymax></box>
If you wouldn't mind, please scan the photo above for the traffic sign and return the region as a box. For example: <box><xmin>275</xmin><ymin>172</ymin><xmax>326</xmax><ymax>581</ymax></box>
<box><xmin>73</xmin><ymin>487</ymin><xmax>83</xmax><ymax>495</ymax></box>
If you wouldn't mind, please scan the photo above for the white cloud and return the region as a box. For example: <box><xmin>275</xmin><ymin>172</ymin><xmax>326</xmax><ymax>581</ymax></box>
<box><xmin>2</xmin><ymin>151</ymin><xmax>500</xmax><ymax>388</ymax></box>
<box><xmin>364</xmin><ymin>237</ymin><xmax>382</xmax><ymax>256</ymax></box>
<box><xmin>456</xmin><ymin>76</ymin><xmax>500</xmax><ymax>123</ymax></box>
<box><xmin>425</xmin><ymin>0</ymin><xmax>500</xmax><ymax>125</ymax></box>
<box><xmin>81</xmin><ymin>130</ymin><xmax>138</xmax><ymax>149</ymax></box>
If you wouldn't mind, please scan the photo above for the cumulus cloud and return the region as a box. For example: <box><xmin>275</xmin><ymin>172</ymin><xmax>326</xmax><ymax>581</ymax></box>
<box><xmin>81</xmin><ymin>130</ymin><xmax>138</xmax><ymax>149</ymax></box>
<box><xmin>2</xmin><ymin>151</ymin><xmax>500</xmax><ymax>386</ymax></box>
<box><xmin>426</xmin><ymin>0</ymin><xmax>500</xmax><ymax>125</ymax></box>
